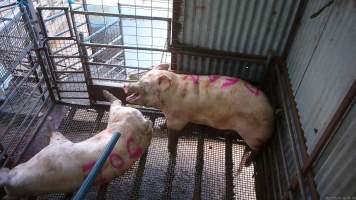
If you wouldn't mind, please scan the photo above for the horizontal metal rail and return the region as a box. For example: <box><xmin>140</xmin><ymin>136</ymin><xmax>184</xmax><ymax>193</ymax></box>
<box><xmin>72</xmin><ymin>10</ymin><xmax>171</xmax><ymax>22</ymax></box>
<box><xmin>82</xmin><ymin>42</ymin><xmax>168</xmax><ymax>52</ymax></box>
<box><xmin>91</xmin><ymin>77</ymin><xmax>136</xmax><ymax>82</ymax></box>
<box><xmin>87</xmin><ymin>62</ymin><xmax>151</xmax><ymax>71</ymax></box>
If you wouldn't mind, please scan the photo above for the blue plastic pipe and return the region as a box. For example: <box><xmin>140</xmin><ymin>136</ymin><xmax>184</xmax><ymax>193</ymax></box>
<box><xmin>73</xmin><ymin>132</ymin><xmax>121</xmax><ymax>200</ymax></box>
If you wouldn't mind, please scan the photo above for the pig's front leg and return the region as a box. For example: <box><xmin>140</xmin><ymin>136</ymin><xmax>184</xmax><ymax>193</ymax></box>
<box><xmin>165</xmin><ymin>117</ymin><xmax>187</xmax><ymax>154</ymax></box>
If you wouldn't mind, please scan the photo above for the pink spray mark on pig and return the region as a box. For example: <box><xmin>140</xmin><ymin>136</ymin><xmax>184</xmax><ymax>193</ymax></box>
<box><xmin>182</xmin><ymin>75</ymin><xmax>200</xmax><ymax>85</ymax></box>
<box><xmin>82</xmin><ymin>160</ymin><xmax>96</xmax><ymax>173</ymax></box>
<box><xmin>244</xmin><ymin>82</ymin><xmax>260</xmax><ymax>96</ymax></box>
<box><xmin>109</xmin><ymin>153</ymin><xmax>125</xmax><ymax>170</ymax></box>
<box><xmin>221</xmin><ymin>78</ymin><xmax>240</xmax><ymax>90</ymax></box>
<box><xmin>208</xmin><ymin>75</ymin><xmax>220</xmax><ymax>84</ymax></box>
<box><xmin>127</xmin><ymin>137</ymin><xmax>144</xmax><ymax>159</ymax></box>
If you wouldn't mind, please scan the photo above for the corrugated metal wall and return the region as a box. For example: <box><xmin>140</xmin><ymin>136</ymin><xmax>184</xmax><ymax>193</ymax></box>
<box><xmin>286</xmin><ymin>0</ymin><xmax>356</xmax><ymax>153</ymax></box>
<box><xmin>313</xmin><ymin>101</ymin><xmax>356</xmax><ymax>199</ymax></box>
<box><xmin>174</xmin><ymin>0</ymin><xmax>300</xmax><ymax>83</ymax></box>
<box><xmin>286</xmin><ymin>0</ymin><xmax>356</xmax><ymax>198</ymax></box>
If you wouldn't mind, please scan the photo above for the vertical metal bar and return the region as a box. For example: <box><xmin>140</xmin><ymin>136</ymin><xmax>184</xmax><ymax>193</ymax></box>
<box><xmin>73</xmin><ymin>132</ymin><xmax>121</xmax><ymax>200</ymax></box>
<box><xmin>163</xmin><ymin>132</ymin><xmax>178</xmax><ymax>199</ymax></box>
<box><xmin>64</xmin><ymin>8</ymin><xmax>75</xmax><ymax>38</ymax></box>
<box><xmin>166</xmin><ymin>19</ymin><xmax>172</xmax><ymax>51</ymax></box>
<box><xmin>225</xmin><ymin>138</ymin><xmax>234</xmax><ymax>200</ymax></box>
<box><xmin>28</xmin><ymin>53</ymin><xmax>45</xmax><ymax>101</ymax></box>
<box><xmin>276</xmin><ymin>118</ymin><xmax>294</xmax><ymax>200</ymax></box>
<box><xmin>275</xmin><ymin>66</ymin><xmax>307</xmax><ymax>199</ymax></box>
<box><xmin>79</xmin><ymin>33</ymin><xmax>94</xmax><ymax>104</ymax></box>
<box><xmin>193</xmin><ymin>132</ymin><xmax>204</xmax><ymax>200</ymax></box>
<box><xmin>36</xmin><ymin>10</ymin><xmax>61</xmax><ymax>99</ymax></box>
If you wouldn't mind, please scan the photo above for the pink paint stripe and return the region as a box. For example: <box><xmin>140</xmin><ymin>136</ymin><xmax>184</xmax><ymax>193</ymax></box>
<box><xmin>221</xmin><ymin>78</ymin><xmax>240</xmax><ymax>90</ymax></box>
<box><xmin>182</xmin><ymin>75</ymin><xmax>200</xmax><ymax>85</ymax></box>
<box><xmin>110</xmin><ymin>153</ymin><xmax>125</xmax><ymax>170</ymax></box>
<box><xmin>127</xmin><ymin>137</ymin><xmax>144</xmax><ymax>159</ymax></box>
<box><xmin>191</xmin><ymin>75</ymin><xmax>199</xmax><ymax>85</ymax></box>
<box><xmin>244</xmin><ymin>82</ymin><xmax>260</xmax><ymax>96</ymax></box>
<box><xmin>82</xmin><ymin>160</ymin><xmax>96</xmax><ymax>173</ymax></box>
<box><xmin>208</xmin><ymin>75</ymin><xmax>220</xmax><ymax>84</ymax></box>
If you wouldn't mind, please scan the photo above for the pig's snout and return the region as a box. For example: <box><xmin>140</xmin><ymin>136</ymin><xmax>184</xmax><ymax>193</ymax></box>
<box><xmin>125</xmin><ymin>83</ymin><xmax>142</xmax><ymax>103</ymax></box>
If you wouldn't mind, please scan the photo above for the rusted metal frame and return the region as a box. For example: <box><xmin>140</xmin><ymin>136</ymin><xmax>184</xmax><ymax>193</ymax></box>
<box><xmin>130</xmin><ymin>150</ymin><xmax>149</xmax><ymax>199</ymax></box>
<box><xmin>11</xmin><ymin>99</ymin><xmax>54</xmax><ymax>166</ymax></box>
<box><xmin>266</xmin><ymin>147</ymin><xmax>278</xmax><ymax>200</ymax></box>
<box><xmin>170</xmin><ymin>46</ymin><xmax>267</xmax><ymax>64</ymax></box>
<box><xmin>303</xmin><ymin>80</ymin><xmax>356</xmax><ymax>173</ymax></box>
<box><xmin>87</xmin><ymin>61</ymin><xmax>151</xmax><ymax>71</ymax></box>
<box><xmin>225</xmin><ymin>138</ymin><xmax>234</xmax><ymax>200</ymax></box>
<box><xmin>82</xmin><ymin>42</ymin><xmax>169</xmax><ymax>52</ymax></box>
<box><xmin>277</xmin><ymin>61</ymin><xmax>318</xmax><ymax>199</ymax></box>
<box><xmin>163</xmin><ymin>133</ymin><xmax>178</xmax><ymax>199</ymax></box>
<box><xmin>192</xmin><ymin>132</ymin><xmax>204</xmax><ymax>200</ymax></box>
<box><xmin>275</xmin><ymin>66</ymin><xmax>307</xmax><ymax>199</ymax></box>
<box><xmin>282</xmin><ymin>0</ymin><xmax>308</xmax><ymax>60</ymax></box>
<box><xmin>72</xmin><ymin>10</ymin><xmax>171</xmax><ymax>21</ymax></box>
<box><xmin>3</xmin><ymin>88</ymin><xmax>50</xmax><ymax>163</ymax></box>
<box><xmin>55</xmin><ymin>60</ymin><xmax>82</xmax><ymax>71</ymax></box>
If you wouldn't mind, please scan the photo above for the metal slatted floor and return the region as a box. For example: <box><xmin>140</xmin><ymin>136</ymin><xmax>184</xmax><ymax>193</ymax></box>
<box><xmin>22</xmin><ymin>105</ymin><xmax>256</xmax><ymax>200</ymax></box>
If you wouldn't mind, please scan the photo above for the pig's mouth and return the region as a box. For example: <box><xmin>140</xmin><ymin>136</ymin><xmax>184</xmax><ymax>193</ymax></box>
<box><xmin>126</xmin><ymin>92</ymin><xmax>141</xmax><ymax>102</ymax></box>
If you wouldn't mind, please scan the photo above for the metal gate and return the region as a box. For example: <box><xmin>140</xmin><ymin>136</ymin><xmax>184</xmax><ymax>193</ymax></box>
<box><xmin>36</xmin><ymin>2</ymin><xmax>171</xmax><ymax>105</ymax></box>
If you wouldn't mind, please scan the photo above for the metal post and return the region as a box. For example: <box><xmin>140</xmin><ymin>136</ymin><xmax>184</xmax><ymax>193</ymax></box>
<box><xmin>20</xmin><ymin>6</ymin><xmax>56</xmax><ymax>102</ymax></box>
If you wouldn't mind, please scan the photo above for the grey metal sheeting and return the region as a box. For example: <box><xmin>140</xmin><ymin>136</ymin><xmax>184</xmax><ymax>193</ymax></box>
<box><xmin>286</xmin><ymin>0</ymin><xmax>356</xmax><ymax>153</ymax></box>
<box><xmin>175</xmin><ymin>0</ymin><xmax>300</xmax><ymax>83</ymax></box>
<box><xmin>314</xmin><ymin>101</ymin><xmax>356</xmax><ymax>199</ymax></box>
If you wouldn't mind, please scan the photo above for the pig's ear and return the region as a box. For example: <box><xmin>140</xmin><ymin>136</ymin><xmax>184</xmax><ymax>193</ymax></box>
<box><xmin>158</xmin><ymin>75</ymin><xmax>171</xmax><ymax>91</ymax></box>
<box><xmin>153</xmin><ymin>63</ymin><xmax>170</xmax><ymax>70</ymax></box>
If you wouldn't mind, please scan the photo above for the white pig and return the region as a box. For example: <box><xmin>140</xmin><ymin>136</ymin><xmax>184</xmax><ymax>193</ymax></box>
<box><xmin>0</xmin><ymin>91</ymin><xmax>152</xmax><ymax>198</ymax></box>
<box><xmin>124</xmin><ymin>64</ymin><xmax>274</xmax><ymax>154</ymax></box>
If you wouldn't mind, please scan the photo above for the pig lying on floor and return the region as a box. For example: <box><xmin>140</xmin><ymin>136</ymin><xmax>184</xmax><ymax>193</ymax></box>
<box><xmin>124</xmin><ymin>64</ymin><xmax>274</xmax><ymax>156</ymax></box>
<box><xmin>0</xmin><ymin>91</ymin><xmax>152</xmax><ymax>198</ymax></box>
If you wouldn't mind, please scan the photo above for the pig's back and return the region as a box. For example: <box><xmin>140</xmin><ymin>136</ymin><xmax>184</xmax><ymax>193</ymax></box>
<box><xmin>175</xmin><ymin>74</ymin><xmax>274</xmax><ymax>147</ymax></box>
